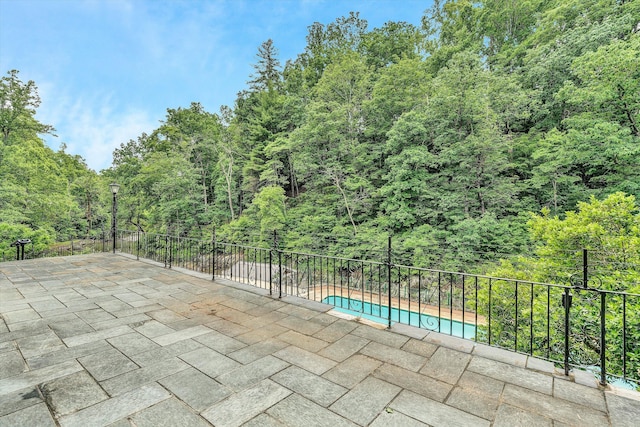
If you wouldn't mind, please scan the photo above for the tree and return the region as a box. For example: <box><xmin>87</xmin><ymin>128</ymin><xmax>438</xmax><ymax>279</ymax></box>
<box><xmin>248</xmin><ymin>39</ymin><xmax>282</xmax><ymax>92</ymax></box>
<box><xmin>296</xmin><ymin>12</ymin><xmax>369</xmax><ymax>87</ymax></box>
<box><xmin>291</xmin><ymin>52</ymin><xmax>374</xmax><ymax>235</ymax></box>
<box><xmin>253</xmin><ymin>185</ymin><xmax>286</xmax><ymax>237</ymax></box>
<box><xmin>359</xmin><ymin>21</ymin><xmax>424</xmax><ymax>69</ymax></box>
<box><xmin>483</xmin><ymin>193</ymin><xmax>640</xmax><ymax>383</ymax></box>
<box><xmin>0</xmin><ymin>70</ymin><xmax>55</xmax><ymax>144</ymax></box>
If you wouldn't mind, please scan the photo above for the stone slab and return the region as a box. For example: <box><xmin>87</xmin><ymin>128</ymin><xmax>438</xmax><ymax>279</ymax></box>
<box><xmin>420</xmin><ymin>346</ymin><xmax>471</xmax><ymax>384</ymax></box>
<box><xmin>273</xmin><ymin>345</ymin><xmax>337</xmax><ymax>375</ymax></box>
<box><xmin>107</xmin><ymin>332</ymin><xmax>160</xmax><ymax>357</ymax></box>
<box><xmin>457</xmin><ymin>370</ymin><xmax>505</xmax><ymax>399</ymax></box>
<box><xmin>100</xmin><ymin>356</ymin><xmax>189</xmax><ymax>396</ymax></box>
<box><xmin>493</xmin><ymin>403</ymin><xmax>552</xmax><ymax>426</ymax></box>
<box><xmin>0</xmin><ymin>350</ymin><xmax>25</xmax><ymax>379</ymax></box>
<box><xmin>330</xmin><ymin>376</ymin><xmax>401</xmax><ymax>425</ymax></box>
<box><xmin>159</xmin><ymin>367</ymin><xmax>231</xmax><ymax>412</ymax></box>
<box><xmin>467</xmin><ymin>356</ymin><xmax>552</xmax><ymax>395</ymax></box>
<box><xmin>179</xmin><ymin>347</ymin><xmax>240</xmax><ymax>378</ymax></box>
<box><xmin>243</xmin><ymin>413</ymin><xmax>286</xmax><ymax>427</ymax></box>
<box><xmin>322</xmin><ymin>354</ymin><xmax>382</xmax><ymax>389</ymax></box>
<box><xmin>134</xmin><ymin>319</ymin><xmax>176</xmax><ymax>338</ymax></box>
<box><xmin>0</xmin><ymin>386</ymin><xmax>42</xmax><ymax>417</ymax></box>
<box><xmin>268</xmin><ymin>393</ymin><xmax>356</xmax><ymax>427</ymax></box>
<box><xmin>130</xmin><ymin>397</ymin><xmax>211</xmax><ymax>427</ymax></box>
<box><xmin>277</xmin><ymin>330</ymin><xmax>328</xmax><ymax>353</ymax></box>
<box><xmin>77</xmin><ymin>348</ymin><xmax>138</xmax><ymax>382</ymax></box>
<box><xmin>41</xmin><ymin>371</ymin><xmax>108</xmax><ymax>417</ymax></box>
<box><xmin>502</xmin><ymin>384</ymin><xmax>608</xmax><ymax>427</ymax></box>
<box><xmin>62</xmin><ymin>325</ymin><xmax>133</xmax><ymax>347</ymax></box>
<box><xmin>317</xmin><ymin>334</ymin><xmax>370</xmax><ymax>362</ymax></box>
<box><xmin>360</xmin><ymin>341</ymin><xmax>426</xmax><ymax>372</ymax></box>
<box><xmin>473</xmin><ymin>344</ymin><xmax>527</xmax><ymax>367</ymax></box>
<box><xmin>0</xmin><ymin>402</ymin><xmax>55</xmax><ymax>427</ymax></box>
<box><xmin>152</xmin><ymin>324</ymin><xmax>211</xmax><ymax>346</ymax></box>
<box><xmin>0</xmin><ymin>360</ymin><xmax>83</xmax><ymax>396</ymax></box>
<box><xmin>369</xmin><ymin>409</ymin><xmax>430</xmax><ymax>427</ymax></box>
<box><xmin>58</xmin><ymin>383</ymin><xmax>171</xmax><ymax>427</ymax></box>
<box><xmin>423</xmin><ymin>332</ymin><xmax>475</xmax><ymax>353</ymax></box>
<box><xmin>272</xmin><ymin>365</ymin><xmax>347</xmax><ymax>407</ymax></box>
<box><xmin>227</xmin><ymin>338</ymin><xmax>288</xmax><ymax>364</ymax></box>
<box><xmin>446</xmin><ymin>386</ymin><xmax>498</xmax><ymax>420</ymax></box>
<box><xmin>606</xmin><ymin>393</ymin><xmax>640</xmax><ymax>427</ymax></box>
<box><xmin>389</xmin><ymin>322</ymin><xmax>430</xmax><ymax>340</ymax></box>
<box><xmin>90</xmin><ymin>313</ymin><xmax>151</xmax><ymax>331</ymax></box>
<box><xmin>277</xmin><ymin>314</ymin><xmax>325</xmax><ymax>335</ymax></box>
<box><xmin>314</xmin><ymin>319</ymin><xmax>358</xmax><ymax>343</ymax></box>
<box><xmin>2</xmin><ymin>308</ymin><xmax>41</xmax><ymax>324</ymax></box>
<box><xmin>351</xmin><ymin>324</ymin><xmax>409</xmax><ymax>348</ymax></box>
<box><xmin>390</xmin><ymin>390</ymin><xmax>491</xmax><ymax>427</ymax></box>
<box><xmin>401</xmin><ymin>338</ymin><xmax>438</xmax><ymax>358</ymax></box>
<box><xmin>374</xmin><ymin>363</ymin><xmax>452</xmax><ymax>402</ymax></box>
<box><xmin>554</xmin><ymin>376</ymin><xmax>607</xmax><ymax>413</ymax></box>
<box><xmin>193</xmin><ymin>330</ymin><xmax>246</xmax><ymax>354</ymax></box>
<box><xmin>48</xmin><ymin>318</ymin><xmax>94</xmax><ymax>339</ymax></box>
<box><xmin>129</xmin><ymin>339</ymin><xmax>203</xmax><ymax>367</ymax></box>
<box><xmin>26</xmin><ymin>340</ymin><xmax>111</xmax><ymax>370</ymax></box>
<box><xmin>201</xmin><ymin>379</ymin><xmax>291</xmax><ymax>427</ymax></box>
<box><xmin>216</xmin><ymin>355</ymin><xmax>289</xmax><ymax>391</ymax></box>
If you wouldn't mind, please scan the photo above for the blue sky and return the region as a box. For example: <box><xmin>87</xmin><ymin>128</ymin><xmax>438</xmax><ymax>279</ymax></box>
<box><xmin>0</xmin><ymin>0</ymin><xmax>432</xmax><ymax>171</ymax></box>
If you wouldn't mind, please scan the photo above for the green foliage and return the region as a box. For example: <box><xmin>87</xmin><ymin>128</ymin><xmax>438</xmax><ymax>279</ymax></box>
<box><xmin>0</xmin><ymin>70</ymin><xmax>55</xmax><ymax>144</ymax></box>
<box><xmin>0</xmin><ymin>223</ymin><xmax>53</xmax><ymax>256</ymax></box>
<box><xmin>253</xmin><ymin>185</ymin><xmax>286</xmax><ymax>237</ymax></box>
<box><xmin>0</xmin><ymin>70</ymin><xmax>105</xmax><ymax>244</ymax></box>
<box><xmin>483</xmin><ymin>193</ymin><xmax>640</xmax><ymax>383</ymax></box>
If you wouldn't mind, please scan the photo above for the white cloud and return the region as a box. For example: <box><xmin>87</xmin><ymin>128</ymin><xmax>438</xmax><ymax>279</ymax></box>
<box><xmin>37</xmin><ymin>83</ymin><xmax>157</xmax><ymax>172</ymax></box>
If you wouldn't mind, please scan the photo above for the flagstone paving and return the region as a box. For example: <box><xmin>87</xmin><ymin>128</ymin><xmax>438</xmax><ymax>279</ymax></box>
<box><xmin>1</xmin><ymin>253</ymin><xmax>639</xmax><ymax>426</ymax></box>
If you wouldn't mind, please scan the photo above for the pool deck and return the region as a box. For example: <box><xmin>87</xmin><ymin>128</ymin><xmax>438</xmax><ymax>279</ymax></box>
<box><xmin>0</xmin><ymin>253</ymin><xmax>638</xmax><ymax>426</ymax></box>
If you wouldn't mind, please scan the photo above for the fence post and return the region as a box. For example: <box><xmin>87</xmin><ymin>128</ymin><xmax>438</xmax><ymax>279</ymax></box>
<box><xmin>274</xmin><ymin>230</ymin><xmax>282</xmax><ymax>299</ymax></box>
<box><xmin>599</xmin><ymin>292</ymin><xmax>607</xmax><ymax>386</ymax></box>
<box><xmin>563</xmin><ymin>287</ymin><xmax>572</xmax><ymax>376</ymax></box>
<box><xmin>269</xmin><ymin>247</ymin><xmax>273</xmax><ymax>296</ymax></box>
<box><xmin>387</xmin><ymin>235</ymin><xmax>392</xmax><ymax>329</ymax></box>
<box><xmin>164</xmin><ymin>234</ymin><xmax>168</xmax><ymax>268</ymax></box>
<box><xmin>582</xmin><ymin>249</ymin><xmax>588</xmax><ymax>288</ymax></box>
<box><xmin>136</xmin><ymin>212</ymin><xmax>140</xmax><ymax>261</ymax></box>
<box><xmin>212</xmin><ymin>228</ymin><xmax>216</xmax><ymax>281</ymax></box>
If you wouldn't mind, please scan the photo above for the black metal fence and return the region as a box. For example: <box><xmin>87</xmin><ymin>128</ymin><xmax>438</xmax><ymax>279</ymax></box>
<box><xmin>1</xmin><ymin>237</ymin><xmax>110</xmax><ymax>261</ymax></box>
<box><xmin>2</xmin><ymin>230</ymin><xmax>638</xmax><ymax>390</ymax></box>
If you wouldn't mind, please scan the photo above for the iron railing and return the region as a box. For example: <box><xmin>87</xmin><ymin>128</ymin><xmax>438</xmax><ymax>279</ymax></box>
<box><xmin>1</xmin><ymin>237</ymin><xmax>110</xmax><ymax>261</ymax></box>
<box><xmin>2</xmin><ymin>230</ymin><xmax>638</xmax><ymax>390</ymax></box>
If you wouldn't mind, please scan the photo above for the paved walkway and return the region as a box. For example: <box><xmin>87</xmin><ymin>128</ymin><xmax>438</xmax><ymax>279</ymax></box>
<box><xmin>1</xmin><ymin>254</ymin><xmax>638</xmax><ymax>427</ymax></box>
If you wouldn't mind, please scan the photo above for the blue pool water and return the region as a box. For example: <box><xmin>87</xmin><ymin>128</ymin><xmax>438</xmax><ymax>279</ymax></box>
<box><xmin>321</xmin><ymin>295</ymin><xmax>476</xmax><ymax>339</ymax></box>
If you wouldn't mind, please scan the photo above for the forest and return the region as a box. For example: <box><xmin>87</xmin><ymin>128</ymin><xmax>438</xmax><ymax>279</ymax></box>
<box><xmin>1</xmin><ymin>0</ymin><xmax>639</xmax><ymax>282</ymax></box>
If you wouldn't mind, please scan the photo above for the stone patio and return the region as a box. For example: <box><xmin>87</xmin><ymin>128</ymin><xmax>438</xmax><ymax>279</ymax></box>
<box><xmin>0</xmin><ymin>253</ymin><xmax>638</xmax><ymax>426</ymax></box>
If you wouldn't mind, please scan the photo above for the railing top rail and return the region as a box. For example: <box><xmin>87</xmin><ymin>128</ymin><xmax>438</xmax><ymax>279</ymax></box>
<box><xmin>215</xmin><ymin>241</ymin><xmax>271</xmax><ymax>251</ymax></box>
<box><xmin>390</xmin><ymin>262</ymin><xmax>569</xmax><ymax>287</ymax></box>
<box><xmin>280</xmin><ymin>248</ymin><xmax>387</xmax><ymax>267</ymax></box>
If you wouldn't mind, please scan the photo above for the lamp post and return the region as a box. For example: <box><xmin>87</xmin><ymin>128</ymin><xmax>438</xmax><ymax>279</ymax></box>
<box><xmin>109</xmin><ymin>183</ymin><xmax>120</xmax><ymax>253</ymax></box>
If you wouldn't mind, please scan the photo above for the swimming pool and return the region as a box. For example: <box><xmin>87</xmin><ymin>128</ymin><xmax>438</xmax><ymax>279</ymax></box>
<box><xmin>321</xmin><ymin>295</ymin><xmax>477</xmax><ymax>339</ymax></box>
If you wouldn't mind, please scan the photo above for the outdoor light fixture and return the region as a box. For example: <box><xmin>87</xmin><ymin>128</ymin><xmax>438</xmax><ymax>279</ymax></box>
<box><xmin>109</xmin><ymin>183</ymin><xmax>120</xmax><ymax>195</ymax></box>
<box><xmin>110</xmin><ymin>183</ymin><xmax>120</xmax><ymax>253</ymax></box>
